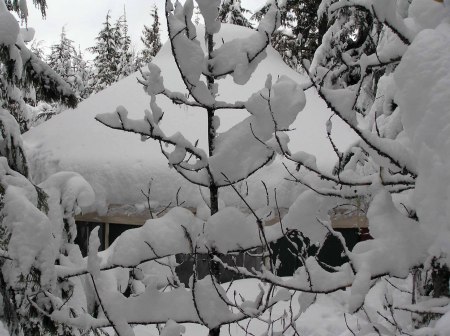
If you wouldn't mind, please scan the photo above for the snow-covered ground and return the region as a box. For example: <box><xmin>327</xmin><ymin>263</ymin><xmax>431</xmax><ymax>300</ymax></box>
<box><xmin>23</xmin><ymin>24</ymin><xmax>357</xmax><ymax>214</ymax></box>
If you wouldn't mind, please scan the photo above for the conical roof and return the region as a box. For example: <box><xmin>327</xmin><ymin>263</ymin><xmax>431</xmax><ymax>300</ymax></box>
<box><xmin>24</xmin><ymin>24</ymin><xmax>354</xmax><ymax>213</ymax></box>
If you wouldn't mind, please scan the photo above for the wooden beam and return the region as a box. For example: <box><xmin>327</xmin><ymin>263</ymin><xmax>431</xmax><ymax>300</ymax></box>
<box><xmin>75</xmin><ymin>207</ymin><xmax>368</xmax><ymax>229</ymax></box>
<box><xmin>331</xmin><ymin>214</ymin><xmax>368</xmax><ymax>229</ymax></box>
<box><xmin>75</xmin><ymin>213</ymin><xmax>148</xmax><ymax>225</ymax></box>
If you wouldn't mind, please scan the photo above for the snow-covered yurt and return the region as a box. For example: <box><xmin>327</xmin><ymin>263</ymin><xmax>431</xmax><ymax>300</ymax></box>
<box><xmin>24</xmin><ymin>24</ymin><xmax>363</xmax><ymax>271</ymax></box>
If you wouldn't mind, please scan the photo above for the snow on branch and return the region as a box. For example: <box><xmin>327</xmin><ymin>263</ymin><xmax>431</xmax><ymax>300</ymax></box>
<box><xmin>96</xmin><ymin>105</ymin><xmax>209</xmax><ymax>172</ymax></box>
<box><xmin>283</xmin><ymin>162</ymin><xmax>414</xmax><ymax>199</ymax></box>
<box><xmin>38</xmin><ymin>171</ymin><xmax>95</xmax><ymax>217</ymax></box>
<box><xmin>138</xmin><ymin>64</ymin><xmax>247</xmax><ymax>110</ymax></box>
<box><xmin>207</xmin><ymin>3</ymin><xmax>281</xmax><ymax>84</ymax></box>
<box><xmin>165</xmin><ymin>0</ymin><xmax>215</xmax><ymax>106</ymax></box>
<box><xmin>0</xmin><ymin>3</ymin><xmax>77</xmax><ymax>109</ymax></box>
<box><xmin>50</xmin><ymin>205</ymin><xmax>315</xmax><ymax>331</ymax></box>
<box><xmin>395</xmin><ymin>297</ymin><xmax>450</xmax><ymax>315</ymax></box>
<box><xmin>18</xmin><ymin>40</ymin><xmax>78</xmax><ymax>108</ymax></box>
<box><xmin>302</xmin><ymin>62</ymin><xmax>417</xmax><ymax>177</ymax></box>
<box><xmin>57</xmin><ymin>207</ymin><xmax>287</xmax><ymax>279</ymax></box>
<box><xmin>196</xmin><ymin>0</ymin><xmax>221</xmax><ymax>35</ymax></box>
<box><xmin>328</xmin><ymin>0</ymin><xmax>413</xmax><ymax>45</ymax></box>
<box><xmin>0</xmin><ymin>109</ymin><xmax>29</xmax><ymax>176</ymax></box>
<box><xmin>0</xmin><ymin>248</ymin><xmax>11</xmax><ymax>260</ymax></box>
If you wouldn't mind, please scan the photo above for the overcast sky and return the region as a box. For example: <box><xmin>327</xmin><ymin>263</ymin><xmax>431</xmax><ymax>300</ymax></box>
<box><xmin>25</xmin><ymin>1</ymin><xmax>265</xmax><ymax>59</ymax></box>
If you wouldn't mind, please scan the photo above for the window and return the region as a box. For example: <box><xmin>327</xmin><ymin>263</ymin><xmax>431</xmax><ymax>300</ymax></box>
<box><xmin>75</xmin><ymin>221</ymin><xmax>105</xmax><ymax>257</ymax></box>
<box><xmin>75</xmin><ymin>221</ymin><xmax>141</xmax><ymax>257</ymax></box>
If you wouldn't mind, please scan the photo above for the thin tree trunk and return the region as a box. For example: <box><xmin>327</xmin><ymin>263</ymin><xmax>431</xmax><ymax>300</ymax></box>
<box><xmin>206</xmin><ymin>31</ymin><xmax>221</xmax><ymax>336</ymax></box>
<box><xmin>206</xmin><ymin>33</ymin><xmax>218</xmax><ymax>215</ymax></box>
<box><xmin>208</xmin><ymin>106</ymin><xmax>219</xmax><ymax>215</ymax></box>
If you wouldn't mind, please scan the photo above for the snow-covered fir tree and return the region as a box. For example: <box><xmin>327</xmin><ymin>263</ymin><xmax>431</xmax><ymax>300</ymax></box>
<box><xmin>218</xmin><ymin>0</ymin><xmax>253</xmax><ymax>28</ymax></box>
<box><xmin>115</xmin><ymin>7</ymin><xmax>134</xmax><ymax>79</ymax></box>
<box><xmin>90</xmin><ymin>9</ymin><xmax>136</xmax><ymax>92</ymax></box>
<box><xmin>90</xmin><ymin>11</ymin><xmax>118</xmax><ymax>92</ymax></box>
<box><xmin>47</xmin><ymin>27</ymin><xmax>77</xmax><ymax>87</ymax></box>
<box><xmin>287</xmin><ymin>0</ymin><xmax>327</xmax><ymax>62</ymax></box>
<box><xmin>43</xmin><ymin>28</ymin><xmax>94</xmax><ymax>123</ymax></box>
<box><xmin>30</xmin><ymin>39</ymin><xmax>45</xmax><ymax>59</ymax></box>
<box><xmin>0</xmin><ymin>2</ymin><xmax>93</xmax><ymax>336</ymax></box>
<box><xmin>0</xmin><ymin>7</ymin><xmax>78</xmax><ymax>132</ymax></box>
<box><xmin>29</xmin><ymin>35</ymin><xmax>93</xmax><ymax>125</ymax></box>
<box><xmin>4</xmin><ymin>0</ymin><xmax>47</xmax><ymax>20</ymax></box>
<box><xmin>72</xmin><ymin>46</ymin><xmax>94</xmax><ymax>100</ymax></box>
<box><xmin>137</xmin><ymin>5</ymin><xmax>162</xmax><ymax>67</ymax></box>
<box><xmin>277</xmin><ymin>0</ymin><xmax>450</xmax><ymax>332</ymax></box>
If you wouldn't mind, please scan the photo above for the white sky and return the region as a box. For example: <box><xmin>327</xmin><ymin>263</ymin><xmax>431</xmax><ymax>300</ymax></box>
<box><xmin>25</xmin><ymin>0</ymin><xmax>265</xmax><ymax>59</ymax></box>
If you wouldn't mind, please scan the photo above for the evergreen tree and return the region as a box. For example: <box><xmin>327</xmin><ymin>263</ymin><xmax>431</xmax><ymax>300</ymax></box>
<box><xmin>218</xmin><ymin>0</ymin><xmax>253</xmax><ymax>28</ymax></box>
<box><xmin>289</xmin><ymin>0</ymin><xmax>327</xmax><ymax>62</ymax></box>
<box><xmin>310</xmin><ymin>5</ymin><xmax>377</xmax><ymax>92</ymax></box>
<box><xmin>27</xmin><ymin>35</ymin><xmax>94</xmax><ymax>127</ymax></box>
<box><xmin>138</xmin><ymin>5</ymin><xmax>162</xmax><ymax>66</ymax></box>
<box><xmin>47</xmin><ymin>27</ymin><xmax>77</xmax><ymax>92</ymax></box>
<box><xmin>0</xmin><ymin>5</ymin><xmax>76</xmax><ymax>132</ymax></box>
<box><xmin>115</xmin><ymin>7</ymin><xmax>134</xmax><ymax>79</ymax></box>
<box><xmin>90</xmin><ymin>9</ymin><xmax>135</xmax><ymax>91</ymax></box>
<box><xmin>0</xmin><ymin>2</ymin><xmax>89</xmax><ymax>336</ymax></box>
<box><xmin>44</xmin><ymin>27</ymin><xmax>92</xmax><ymax>120</ymax></box>
<box><xmin>30</xmin><ymin>39</ymin><xmax>45</xmax><ymax>59</ymax></box>
<box><xmin>4</xmin><ymin>0</ymin><xmax>47</xmax><ymax>21</ymax></box>
<box><xmin>72</xmin><ymin>46</ymin><xmax>94</xmax><ymax>100</ymax></box>
<box><xmin>253</xmin><ymin>0</ymin><xmax>327</xmax><ymax>68</ymax></box>
<box><xmin>90</xmin><ymin>11</ymin><xmax>118</xmax><ymax>92</ymax></box>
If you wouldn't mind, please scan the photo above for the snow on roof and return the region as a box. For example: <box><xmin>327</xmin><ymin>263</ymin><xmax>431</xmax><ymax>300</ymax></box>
<box><xmin>23</xmin><ymin>24</ymin><xmax>356</xmax><ymax>214</ymax></box>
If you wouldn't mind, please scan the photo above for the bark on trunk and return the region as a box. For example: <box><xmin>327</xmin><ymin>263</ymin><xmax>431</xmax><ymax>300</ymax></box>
<box><xmin>206</xmin><ymin>31</ymin><xmax>221</xmax><ymax>336</ymax></box>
